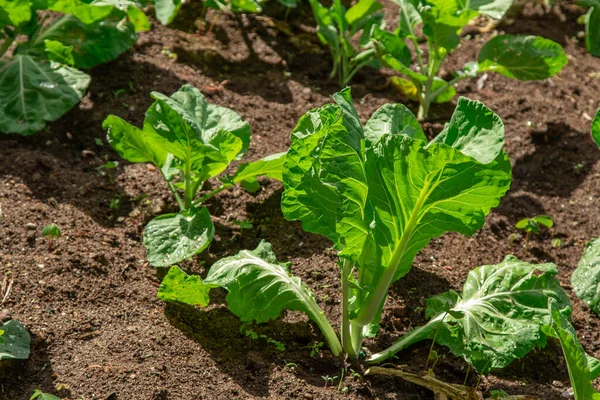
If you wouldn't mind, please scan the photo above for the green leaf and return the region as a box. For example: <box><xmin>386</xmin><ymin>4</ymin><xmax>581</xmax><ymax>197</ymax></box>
<box><xmin>467</xmin><ymin>0</ymin><xmax>513</xmax><ymax>19</ymax></box>
<box><xmin>35</xmin><ymin>0</ymin><xmax>115</xmax><ymax>24</ymax></box>
<box><xmin>592</xmin><ymin>108</ymin><xmax>600</xmax><ymax>149</ymax></box>
<box><xmin>34</xmin><ymin>13</ymin><xmax>138</xmax><ymax>69</ymax></box>
<box><xmin>0</xmin><ymin>0</ymin><xmax>32</xmax><ymax>27</ymax></box>
<box><xmin>230</xmin><ymin>0</ymin><xmax>262</xmax><ymax>12</ymax></box>
<box><xmin>0</xmin><ymin>320</ymin><xmax>30</xmax><ymax>360</ymax></box>
<box><xmin>368</xmin><ymin>257</ymin><xmax>572</xmax><ymax>373</ymax></box>
<box><xmin>30</xmin><ymin>390</ymin><xmax>61</xmax><ymax>400</ymax></box>
<box><xmin>515</xmin><ymin>218</ymin><xmax>530</xmax><ymax>229</ymax></box>
<box><xmin>532</xmin><ymin>214</ymin><xmax>554</xmax><ymax>228</ymax></box>
<box><xmin>41</xmin><ymin>223</ymin><xmax>61</xmax><ymax>238</ymax></box>
<box><xmin>232</xmin><ymin>151</ymin><xmax>286</xmax><ymax>192</ymax></box>
<box><xmin>154</xmin><ymin>0</ymin><xmax>182</xmax><ymax>24</ymax></box>
<box><xmin>391</xmin><ymin>76</ymin><xmax>456</xmax><ymax>104</ymax></box>
<box><xmin>391</xmin><ymin>0</ymin><xmax>421</xmax><ymax>37</ymax></box>
<box><xmin>587</xmin><ymin>7</ymin><xmax>600</xmax><ymax>57</ymax></box>
<box><xmin>364</xmin><ymin>103</ymin><xmax>426</xmax><ymax>145</ymax></box>
<box><xmin>548</xmin><ymin>301</ymin><xmax>600</xmax><ymax>400</ymax></box>
<box><xmin>478</xmin><ymin>35</ymin><xmax>568</xmax><ymax>80</ymax></box>
<box><xmin>43</xmin><ymin>39</ymin><xmax>75</xmax><ymax>66</ymax></box>
<box><xmin>0</xmin><ymin>55</ymin><xmax>90</xmax><ymax>135</ymax></box>
<box><xmin>158</xmin><ymin>265</ymin><xmax>215</xmax><ymax>306</ymax></box>
<box><xmin>373</xmin><ymin>27</ymin><xmax>412</xmax><ymax>68</ymax></box>
<box><xmin>421</xmin><ymin>0</ymin><xmax>478</xmax><ymax>52</ymax></box>
<box><xmin>143</xmin><ymin>208</ymin><xmax>214</xmax><ymax>267</ymax></box>
<box><xmin>158</xmin><ymin>241</ymin><xmax>343</xmax><ymax>355</ymax></box>
<box><xmin>428</xmin><ymin>97</ymin><xmax>505</xmax><ymax>164</ymax></box>
<box><xmin>572</xmin><ymin>238</ymin><xmax>600</xmax><ymax>315</ymax></box>
<box><xmin>345</xmin><ymin>0</ymin><xmax>383</xmax><ymax>26</ymax></box>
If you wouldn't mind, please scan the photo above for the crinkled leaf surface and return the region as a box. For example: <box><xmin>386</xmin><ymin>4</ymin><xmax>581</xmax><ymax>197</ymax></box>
<box><xmin>548</xmin><ymin>301</ymin><xmax>600</xmax><ymax>400</ymax></box>
<box><xmin>35</xmin><ymin>13</ymin><xmax>137</xmax><ymax>69</ymax></box>
<box><xmin>0</xmin><ymin>320</ymin><xmax>30</xmax><ymax>360</ymax></box>
<box><xmin>428</xmin><ymin>97</ymin><xmax>504</xmax><ymax>164</ymax></box>
<box><xmin>592</xmin><ymin>108</ymin><xmax>600</xmax><ymax>148</ymax></box>
<box><xmin>478</xmin><ymin>35</ymin><xmax>567</xmax><ymax>80</ymax></box>
<box><xmin>232</xmin><ymin>152</ymin><xmax>286</xmax><ymax>192</ymax></box>
<box><xmin>0</xmin><ymin>55</ymin><xmax>90</xmax><ymax>135</ymax></box>
<box><xmin>368</xmin><ymin>257</ymin><xmax>571</xmax><ymax>373</ymax></box>
<box><xmin>572</xmin><ymin>238</ymin><xmax>600</xmax><ymax>314</ymax></box>
<box><xmin>0</xmin><ymin>0</ymin><xmax>32</xmax><ymax>27</ymax></box>
<box><xmin>158</xmin><ymin>241</ymin><xmax>341</xmax><ymax>354</ymax></box>
<box><xmin>282</xmin><ymin>88</ymin><xmax>511</xmax><ymax>337</ymax></box>
<box><xmin>143</xmin><ymin>208</ymin><xmax>214</xmax><ymax>267</ymax></box>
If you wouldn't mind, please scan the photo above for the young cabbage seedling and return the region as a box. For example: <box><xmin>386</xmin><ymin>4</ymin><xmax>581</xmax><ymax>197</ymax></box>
<box><xmin>30</xmin><ymin>390</ymin><xmax>60</xmax><ymax>400</ymax></box>
<box><xmin>309</xmin><ymin>0</ymin><xmax>385</xmax><ymax>87</ymax></box>
<box><xmin>157</xmin><ymin>88</ymin><xmax>512</xmax><ymax>358</ymax></box>
<box><xmin>0</xmin><ymin>0</ymin><xmax>150</xmax><ymax>135</ymax></box>
<box><xmin>515</xmin><ymin>214</ymin><xmax>554</xmax><ymax>250</ymax></box>
<box><xmin>374</xmin><ymin>0</ymin><xmax>568</xmax><ymax>119</ymax></box>
<box><xmin>41</xmin><ymin>223</ymin><xmax>61</xmax><ymax>250</ymax></box>
<box><xmin>103</xmin><ymin>85</ymin><xmax>286</xmax><ymax>267</ymax></box>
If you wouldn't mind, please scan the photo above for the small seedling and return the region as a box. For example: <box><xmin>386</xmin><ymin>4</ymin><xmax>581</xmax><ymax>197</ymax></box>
<box><xmin>30</xmin><ymin>390</ymin><xmax>60</xmax><ymax>400</ymax></box>
<box><xmin>240</xmin><ymin>326</ymin><xmax>286</xmax><ymax>351</ymax></box>
<box><xmin>515</xmin><ymin>215</ymin><xmax>554</xmax><ymax>250</ymax></box>
<box><xmin>97</xmin><ymin>161</ymin><xmax>119</xmax><ymax>184</ymax></box>
<box><xmin>233</xmin><ymin>219</ymin><xmax>253</xmax><ymax>244</ymax></box>
<box><xmin>109</xmin><ymin>195</ymin><xmax>121</xmax><ymax>211</ymax></box>
<box><xmin>304</xmin><ymin>341</ymin><xmax>324</xmax><ymax>357</ymax></box>
<box><xmin>321</xmin><ymin>374</ymin><xmax>338</xmax><ymax>390</ymax></box>
<box><xmin>41</xmin><ymin>224</ymin><xmax>61</xmax><ymax>250</ymax></box>
<box><xmin>551</xmin><ymin>238</ymin><xmax>563</xmax><ymax>248</ymax></box>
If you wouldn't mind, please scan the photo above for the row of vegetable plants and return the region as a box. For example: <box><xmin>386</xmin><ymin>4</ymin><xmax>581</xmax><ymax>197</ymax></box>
<box><xmin>0</xmin><ymin>0</ymin><xmax>599</xmax><ymax>397</ymax></box>
<box><xmin>0</xmin><ymin>0</ymin><xmax>596</xmax><ymax>134</ymax></box>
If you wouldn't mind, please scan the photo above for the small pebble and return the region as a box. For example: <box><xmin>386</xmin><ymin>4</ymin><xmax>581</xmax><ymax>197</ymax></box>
<box><xmin>26</xmin><ymin>223</ymin><xmax>37</xmax><ymax>230</ymax></box>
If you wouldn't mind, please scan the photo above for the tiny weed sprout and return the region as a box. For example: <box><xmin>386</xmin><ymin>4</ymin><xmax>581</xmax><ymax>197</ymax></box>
<box><xmin>309</xmin><ymin>0</ymin><xmax>385</xmax><ymax>87</ymax></box>
<box><xmin>103</xmin><ymin>85</ymin><xmax>286</xmax><ymax>267</ymax></box>
<box><xmin>374</xmin><ymin>0</ymin><xmax>567</xmax><ymax>119</ymax></box>
<box><xmin>0</xmin><ymin>0</ymin><xmax>150</xmax><ymax>135</ymax></box>
<box><xmin>30</xmin><ymin>390</ymin><xmax>60</xmax><ymax>400</ymax></box>
<box><xmin>41</xmin><ymin>223</ymin><xmax>61</xmax><ymax>250</ymax></box>
<box><xmin>515</xmin><ymin>214</ymin><xmax>553</xmax><ymax>249</ymax></box>
<box><xmin>157</xmin><ymin>88</ymin><xmax>511</xmax><ymax>358</ymax></box>
<box><xmin>98</xmin><ymin>160</ymin><xmax>119</xmax><ymax>184</ymax></box>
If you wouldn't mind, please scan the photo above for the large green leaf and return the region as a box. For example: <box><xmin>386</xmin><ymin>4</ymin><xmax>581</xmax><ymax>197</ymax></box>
<box><xmin>572</xmin><ymin>238</ymin><xmax>600</xmax><ymax>314</ymax></box>
<box><xmin>33</xmin><ymin>0</ymin><xmax>115</xmax><ymax>24</ymax></box>
<box><xmin>547</xmin><ymin>301</ymin><xmax>600</xmax><ymax>400</ymax></box>
<box><xmin>34</xmin><ymin>13</ymin><xmax>138</xmax><ymax>69</ymax></box>
<box><xmin>158</xmin><ymin>241</ymin><xmax>343</xmax><ymax>355</ymax></box>
<box><xmin>478</xmin><ymin>35</ymin><xmax>568</xmax><ymax>80</ymax></box>
<box><xmin>587</xmin><ymin>7</ymin><xmax>600</xmax><ymax>57</ymax></box>
<box><xmin>0</xmin><ymin>55</ymin><xmax>90</xmax><ymax>135</ymax></box>
<box><xmin>428</xmin><ymin>97</ymin><xmax>505</xmax><ymax>164</ymax></box>
<box><xmin>368</xmin><ymin>257</ymin><xmax>572</xmax><ymax>373</ymax></box>
<box><xmin>143</xmin><ymin>208</ymin><xmax>214</xmax><ymax>267</ymax></box>
<box><xmin>0</xmin><ymin>0</ymin><xmax>32</xmax><ymax>28</ymax></box>
<box><xmin>90</xmin><ymin>0</ymin><xmax>150</xmax><ymax>31</ymax></box>
<box><xmin>154</xmin><ymin>0</ymin><xmax>182</xmax><ymax>24</ymax></box>
<box><xmin>232</xmin><ymin>151</ymin><xmax>286</xmax><ymax>192</ymax></box>
<box><xmin>592</xmin><ymin>108</ymin><xmax>600</xmax><ymax>148</ymax></box>
<box><xmin>0</xmin><ymin>320</ymin><xmax>31</xmax><ymax>360</ymax></box>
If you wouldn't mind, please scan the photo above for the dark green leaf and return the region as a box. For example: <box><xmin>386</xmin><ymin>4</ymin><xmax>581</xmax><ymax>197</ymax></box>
<box><xmin>587</xmin><ymin>7</ymin><xmax>600</xmax><ymax>57</ymax></box>
<box><xmin>0</xmin><ymin>55</ymin><xmax>90</xmax><ymax>135</ymax></box>
<box><xmin>143</xmin><ymin>208</ymin><xmax>214</xmax><ymax>267</ymax></box>
<box><xmin>41</xmin><ymin>223</ymin><xmax>61</xmax><ymax>238</ymax></box>
<box><xmin>0</xmin><ymin>320</ymin><xmax>30</xmax><ymax>360</ymax></box>
<box><xmin>478</xmin><ymin>35</ymin><xmax>568</xmax><ymax>80</ymax></box>
<box><xmin>572</xmin><ymin>238</ymin><xmax>600</xmax><ymax>315</ymax></box>
<box><xmin>592</xmin><ymin>107</ymin><xmax>600</xmax><ymax>149</ymax></box>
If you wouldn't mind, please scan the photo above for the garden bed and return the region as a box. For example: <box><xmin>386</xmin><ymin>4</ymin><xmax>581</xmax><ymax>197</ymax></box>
<box><xmin>1</xmin><ymin>1</ymin><xmax>599</xmax><ymax>398</ymax></box>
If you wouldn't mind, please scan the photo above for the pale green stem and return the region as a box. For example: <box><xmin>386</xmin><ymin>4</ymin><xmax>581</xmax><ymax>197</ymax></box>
<box><xmin>340</xmin><ymin>259</ymin><xmax>357</xmax><ymax>358</ymax></box>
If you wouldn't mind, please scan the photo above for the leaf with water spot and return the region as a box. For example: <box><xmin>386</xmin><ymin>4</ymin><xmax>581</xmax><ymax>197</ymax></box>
<box><xmin>0</xmin><ymin>320</ymin><xmax>30</xmax><ymax>360</ymax></box>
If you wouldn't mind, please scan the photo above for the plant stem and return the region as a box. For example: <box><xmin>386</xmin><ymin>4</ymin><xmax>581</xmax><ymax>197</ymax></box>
<box><xmin>310</xmin><ymin>303</ymin><xmax>343</xmax><ymax>357</ymax></box>
<box><xmin>192</xmin><ymin>182</ymin><xmax>233</xmax><ymax>207</ymax></box>
<box><xmin>167</xmin><ymin>181</ymin><xmax>185</xmax><ymax>211</ymax></box>
<box><xmin>207</xmin><ymin>11</ymin><xmax>222</xmax><ymax>35</ymax></box>
<box><xmin>341</xmin><ymin>259</ymin><xmax>356</xmax><ymax>357</ymax></box>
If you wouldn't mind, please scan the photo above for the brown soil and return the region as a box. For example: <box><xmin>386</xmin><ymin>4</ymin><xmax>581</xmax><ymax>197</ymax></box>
<box><xmin>1</xmin><ymin>1</ymin><xmax>599</xmax><ymax>399</ymax></box>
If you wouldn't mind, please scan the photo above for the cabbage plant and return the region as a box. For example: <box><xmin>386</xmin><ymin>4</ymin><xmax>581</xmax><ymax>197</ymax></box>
<box><xmin>157</xmin><ymin>88</ymin><xmax>512</xmax><ymax>358</ymax></box>
<box><xmin>0</xmin><ymin>0</ymin><xmax>150</xmax><ymax>135</ymax></box>
<box><xmin>104</xmin><ymin>85</ymin><xmax>285</xmax><ymax>267</ymax></box>
<box><xmin>375</xmin><ymin>0</ymin><xmax>568</xmax><ymax>119</ymax></box>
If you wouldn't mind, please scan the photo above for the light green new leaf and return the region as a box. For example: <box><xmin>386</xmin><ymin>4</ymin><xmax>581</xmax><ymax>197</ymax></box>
<box><xmin>368</xmin><ymin>257</ymin><xmax>572</xmax><ymax>373</ymax></box>
<box><xmin>232</xmin><ymin>152</ymin><xmax>286</xmax><ymax>192</ymax></box>
<box><xmin>478</xmin><ymin>35</ymin><xmax>568</xmax><ymax>80</ymax></box>
<box><xmin>0</xmin><ymin>320</ymin><xmax>30</xmax><ymax>360</ymax></box>
<box><xmin>548</xmin><ymin>301</ymin><xmax>600</xmax><ymax>400</ymax></box>
<box><xmin>572</xmin><ymin>238</ymin><xmax>600</xmax><ymax>314</ymax></box>
<box><xmin>34</xmin><ymin>13</ymin><xmax>138</xmax><ymax>69</ymax></box>
<box><xmin>158</xmin><ymin>265</ymin><xmax>215</xmax><ymax>306</ymax></box>
<box><xmin>158</xmin><ymin>241</ymin><xmax>342</xmax><ymax>355</ymax></box>
<box><xmin>421</xmin><ymin>0</ymin><xmax>478</xmax><ymax>52</ymax></box>
<box><xmin>43</xmin><ymin>40</ymin><xmax>75</xmax><ymax>66</ymax></box>
<box><xmin>592</xmin><ymin>108</ymin><xmax>600</xmax><ymax>148</ymax></box>
<box><xmin>154</xmin><ymin>0</ymin><xmax>182</xmax><ymax>24</ymax></box>
<box><xmin>144</xmin><ymin>208</ymin><xmax>214</xmax><ymax>267</ymax></box>
<box><xmin>429</xmin><ymin>97</ymin><xmax>504</xmax><ymax>164</ymax></box>
<box><xmin>345</xmin><ymin>0</ymin><xmax>383</xmax><ymax>26</ymax></box>
<box><xmin>0</xmin><ymin>0</ymin><xmax>32</xmax><ymax>27</ymax></box>
<box><xmin>30</xmin><ymin>390</ymin><xmax>61</xmax><ymax>400</ymax></box>
<box><xmin>0</xmin><ymin>55</ymin><xmax>90</xmax><ymax>135</ymax></box>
